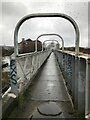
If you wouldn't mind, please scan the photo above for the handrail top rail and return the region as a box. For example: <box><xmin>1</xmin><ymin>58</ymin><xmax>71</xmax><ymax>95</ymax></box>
<box><xmin>16</xmin><ymin>50</ymin><xmax>51</xmax><ymax>58</ymax></box>
<box><xmin>55</xmin><ymin>49</ymin><xmax>89</xmax><ymax>60</ymax></box>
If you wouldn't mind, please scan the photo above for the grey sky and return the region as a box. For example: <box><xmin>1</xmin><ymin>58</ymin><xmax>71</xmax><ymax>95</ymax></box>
<box><xmin>1</xmin><ymin>1</ymin><xmax>89</xmax><ymax>47</ymax></box>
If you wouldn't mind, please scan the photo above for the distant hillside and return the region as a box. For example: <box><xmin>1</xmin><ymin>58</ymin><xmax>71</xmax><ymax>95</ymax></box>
<box><xmin>1</xmin><ymin>46</ymin><xmax>14</xmax><ymax>56</ymax></box>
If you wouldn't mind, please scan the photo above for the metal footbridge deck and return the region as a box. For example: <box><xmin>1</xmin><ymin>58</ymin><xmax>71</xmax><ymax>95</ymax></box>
<box><xmin>8</xmin><ymin>52</ymin><xmax>74</xmax><ymax>118</ymax></box>
<box><xmin>1</xmin><ymin>13</ymin><xmax>90</xmax><ymax>119</ymax></box>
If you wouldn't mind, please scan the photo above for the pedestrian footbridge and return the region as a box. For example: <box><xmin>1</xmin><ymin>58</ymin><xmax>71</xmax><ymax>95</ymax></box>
<box><xmin>1</xmin><ymin>13</ymin><xmax>90</xmax><ymax>119</ymax></box>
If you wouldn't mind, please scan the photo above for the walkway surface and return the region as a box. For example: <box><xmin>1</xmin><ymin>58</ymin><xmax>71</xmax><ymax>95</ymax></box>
<box><xmin>8</xmin><ymin>53</ymin><xmax>75</xmax><ymax>118</ymax></box>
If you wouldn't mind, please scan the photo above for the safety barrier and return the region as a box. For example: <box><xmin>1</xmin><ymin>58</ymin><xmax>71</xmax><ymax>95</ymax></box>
<box><xmin>54</xmin><ymin>50</ymin><xmax>90</xmax><ymax>117</ymax></box>
<box><xmin>2</xmin><ymin>50</ymin><xmax>51</xmax><ymax>98</ymax></box>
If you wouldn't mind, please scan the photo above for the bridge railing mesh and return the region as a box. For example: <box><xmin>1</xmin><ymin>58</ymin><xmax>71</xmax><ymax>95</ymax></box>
<box><xmin>54</xmin><ymin>50</ymin><xmax>90</xmax><ymax>117</ymax></box>
<box><xmin>2</xmin><ymin>50</ymin><xmax>51</xmax><ymax>98</ymax></box>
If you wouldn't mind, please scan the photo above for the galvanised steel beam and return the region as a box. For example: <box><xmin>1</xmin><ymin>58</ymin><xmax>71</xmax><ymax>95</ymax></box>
<box><xmin>14</xmin><ymin>13</ymin><xmax>80</xmax><ymax>57</ymax></box>
<box><xmin>36</xmin><ymin>34</ymin><xmax>63</xmax><ymax>51</ymax></box>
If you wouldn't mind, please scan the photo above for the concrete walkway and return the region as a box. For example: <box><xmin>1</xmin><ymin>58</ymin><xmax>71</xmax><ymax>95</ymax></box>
<box><xmin>8</xmin><ymin>52</ymin><xmax>75</xmax><ymax>118</ymax></box>
<box><xmin>29</xmin><ymin>53</ymin><xmax>70</xmax><ymax>101</ymax></box>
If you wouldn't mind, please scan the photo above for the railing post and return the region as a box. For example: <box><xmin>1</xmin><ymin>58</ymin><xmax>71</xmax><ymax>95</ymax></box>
<box><xmin>72</xmin><ymin>55</ymin><xmax>75</xmax><ymax>103</ymax></box>
<box><xmin>10</xmin><ymin>57</ymin><xmax>18</xmax><ymax>96</ymax></box>
<box><xmin>35</xmin><ymin>40</ymin><xmax>37</xmax><ymax>52</ymax></box>
<box><xmin>74</xmin><ymin>57</ymin><xmax>79</xmax><ymax>110</ymax></box>
<box><xmin>77</xmin><ymin>58</ymin><xmax>86</xmax><ymax>116</ymax></box>
<box><xmin>85</xmin><ymin>58</ymin><xmax>90</xmax><ymax>116</ymax></box>
<box><xmin>66</xmin><ymin>54</ymin><xmax>72</xmax><ymax>93</ymax></box>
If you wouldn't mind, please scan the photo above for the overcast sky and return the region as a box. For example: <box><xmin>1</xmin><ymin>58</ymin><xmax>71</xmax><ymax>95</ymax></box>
<box><xmin>0</xmin><ymin>1</ymin><xmax>89</xmax><ymax>47</ymax></box>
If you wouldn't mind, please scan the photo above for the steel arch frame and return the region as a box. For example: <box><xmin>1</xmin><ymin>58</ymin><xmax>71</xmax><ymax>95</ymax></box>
<box><xmin>36</xmin><ymin>33</ymin><xmax>64</xmax><ymax>52</ymax></box>
<box><xmin>43</xmin><ymin>39</ymin><xmax>61</xmax><ymax>51</ymax></box>
<box><xmin>14</xmin><ymin>13</ymin><xmax>80</xmax><ymax>56</ymax></box>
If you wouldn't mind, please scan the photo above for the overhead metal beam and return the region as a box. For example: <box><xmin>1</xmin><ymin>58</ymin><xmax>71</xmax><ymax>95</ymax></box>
<box><xmin>36</xmin><ymin>33</ymin><xmax>64</xmax><ymax>52</ymax></box>
<box><xmin>42</xmin><ymin>39</ymin><xmax>60</xmax><ymax>51</ymax></box>
<box><xmin>14</xmin><ymin>13</ymin><xmax>80</xmax><ymax>56</ymax></box>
